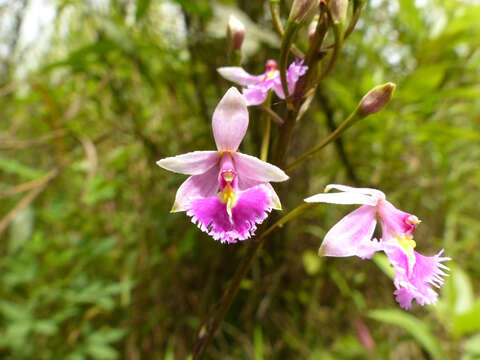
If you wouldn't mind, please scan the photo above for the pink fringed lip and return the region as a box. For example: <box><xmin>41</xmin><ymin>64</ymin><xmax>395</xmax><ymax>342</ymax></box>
<box><xmin>187</xmin><ymin>185</ymin><xmax>273</xmax><ymax>244</ymax></box>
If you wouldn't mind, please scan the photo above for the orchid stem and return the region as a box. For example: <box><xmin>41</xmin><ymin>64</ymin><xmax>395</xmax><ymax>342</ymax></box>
<box><xmin>286</xmin><ymin>107</ymin><xmax>363</xmax><ymax>171</ymax></box>
<box><xmin>269</xmin><ymin>0</ymin><xmax>284</xmax><ymax>36</ymax></box>
<box><xmin>258</xmin><ymin>105</ymin><xmax>284</xmax><ymax>126</ymax></box>
<box><xmin>193</xmin><ymin>202</ymin><xmax>316</xmax><ymax>359</ymax></box>
<box><xmin>260</xmin><ymin>93</ymin><xmax>273</xmax><ymax>161</ymax></box>
<box><xmin>318</xmin><ymin>13</ymin><xmax>343</xmax><ymax>81</ymax></box>
<box><xmin>269</xmin><ymin>0</ymin><xmax>305</xmax><ymax>59</ymax></box>
<box><xmin>279</xmin><ymin>20</ymin><xmax>298</xmax><ymax>104</ymax></box>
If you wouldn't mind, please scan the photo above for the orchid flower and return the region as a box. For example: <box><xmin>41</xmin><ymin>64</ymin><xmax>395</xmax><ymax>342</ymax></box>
<box><xmin>305</xmin><ymin>185</ymin><xmax>450</xmax><ymax>309</ymax></box>
<box><xmin>157</xmin><ymin>87</ymin><xmax>289</xmax><ymax>244</ymax></box>
<box><xmin>217</xmin><ymin>59</ymin><xmax>308</xmax><ymax>106</ymax></box>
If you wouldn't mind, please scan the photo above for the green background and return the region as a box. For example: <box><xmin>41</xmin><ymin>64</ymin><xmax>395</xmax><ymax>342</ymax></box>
<box><xmin>0</xmin><ymin>0</ymin><xmax>479</xmax><ymax>358</ymax></box>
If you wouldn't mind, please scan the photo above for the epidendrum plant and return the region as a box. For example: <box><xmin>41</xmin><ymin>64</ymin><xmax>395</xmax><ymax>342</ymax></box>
<box><xmin>157</xmin><ymin>0</ymin><xmax>451</xmax><ymax>358</ymax></box>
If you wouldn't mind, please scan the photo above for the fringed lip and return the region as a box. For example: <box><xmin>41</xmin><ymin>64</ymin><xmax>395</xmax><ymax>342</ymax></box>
<box><xmin>187</xmin><ymin>185</ymin><xmax>275</xmax><ymax>244</ymax></box>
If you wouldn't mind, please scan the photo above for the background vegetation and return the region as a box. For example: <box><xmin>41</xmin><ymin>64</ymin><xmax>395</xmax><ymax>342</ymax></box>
<box><xmin>0</xmin><ymin>0</ymin><xmax>479</xmax><ymax>359</ymax></box>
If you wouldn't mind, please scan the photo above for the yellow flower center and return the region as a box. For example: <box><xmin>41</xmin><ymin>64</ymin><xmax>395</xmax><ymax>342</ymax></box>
<box><xmin>219</xmin><ymin>171</ymin><xmax>237</xmax><ymax>224</ymax></box>
<box><xmin>396</xmin><ymin>235</ymin><xmax>416</xmax><ymax>275</ymax></box>
<box><xmin>266</xmin><ymin>70</ymin><xmax>279</xmax><ymax>81</ymax></box>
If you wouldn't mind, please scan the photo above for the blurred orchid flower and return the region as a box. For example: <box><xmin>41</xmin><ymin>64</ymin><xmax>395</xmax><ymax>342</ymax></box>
<box><xmin>217</xmin><ymin>59</ymin><xmax>308</xmax><ymax>106</ymax></box>
<box><xmin>305</xmin><ymin>185</ymin><xmax>450</xmax><ymax>309</ymax></box>
<box><xmin>157</xmin><ymin>88</ymin><xmax>288</xmax><ymax>244</ymax></box>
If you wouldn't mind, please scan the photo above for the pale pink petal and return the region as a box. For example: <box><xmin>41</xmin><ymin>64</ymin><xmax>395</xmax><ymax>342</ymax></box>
<box><xmin>242</xmin><ymin>85</ymin><xmax>269</xmax><ymax>106</ymax></box>
<box><xmin>384</xmin><ymin>244</ymin><xmax>450</xmax><ymax>309</ymax></box>
<box><xmin>233</xmin><ymin>152</ymin><xmax>289</xmax><ymax>182</ymax></box>
<box><xmin>156</xmin><ymin>151</ymin><xmax>219</xmax><ymax>175</ymax></box>
<box><xmin>217</xmin><ymin>67</ymin><xmax>264</xmax><ymax>86</ymax></box>
<box><xmin>272</xmin><ymin>78</ymin><xmax>286</xmax><ymax>99</ymax></box>
<box><xmin>212</xmin><ymin>87</ymin><xmax>249</xmax><ymax>152</ymax></box>
<box><xmin>318</xmin><ymin>205</ymin><xmax>379</xmax><ymax>258</ymax></box>
<box><xmin>170</xmin><ymin>165</ymin><xmax>219</xmax><ymax>212</ymax></box>
<box><xmin>304</xmin><ymin>192</ymin><xmax>378</xmax><ymax>206</ymax></box>
<box><xmin>377</xmin><ymin>199</ymin><xmax>418</xmax><ymax>239</ymax></box>
<box><xmin>324</xmin><ymin>184</ymin><xmax>386</xmax><ymax>199</ymax></box>
<box><xmin>187</xmin><ymin>184</ymin><xmax>273</xmax><ymax>243</ymax></box>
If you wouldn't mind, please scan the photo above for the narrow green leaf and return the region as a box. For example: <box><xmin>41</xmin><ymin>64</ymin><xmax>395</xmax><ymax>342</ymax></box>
<box><xmin>369</xmin><ymin>309</ymin><xmax>447</xmax><ymax>360</ymax></box>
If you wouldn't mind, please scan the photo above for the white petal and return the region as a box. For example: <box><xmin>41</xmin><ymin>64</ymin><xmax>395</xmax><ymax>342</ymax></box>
<box><xmin>325</xmin><ymin>184</ymin><xmax>386</xmax><ymax>199</ymax></box>
<box><xmin>304</xmin><ymin>192</ymin><xmax>378</xmax><ymax>206</ymax></box>
<box><xmin>157</xmin><ymin>151</ymin><xmax>219</xmax><ymax>175</ymax></box>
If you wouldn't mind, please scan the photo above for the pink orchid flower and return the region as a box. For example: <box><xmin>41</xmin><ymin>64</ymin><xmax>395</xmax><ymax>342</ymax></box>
<box><xmin>157</xmin><ymin>87</ymin><xmax>289</xmax><ymax>243</ymax></box>
<box><xmin>217</xmin><ymin>59</ymin><xmax>308</xmax><ymax>106</ymax></box>
<box><xmin>305</xmin><ymin>184</ymin><xmax>450</xmax><ymax>309</ymax></box>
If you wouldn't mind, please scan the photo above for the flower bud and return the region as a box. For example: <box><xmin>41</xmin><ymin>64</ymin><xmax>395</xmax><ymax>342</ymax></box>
<box><xmin>227</xmin><ymin>15</ymin><xmax>245</xmax><ymax>52</ymax></box>
<box><xmin>330</xmin><ymin>0</ymin><xmax>348</xmax><ymax>24</ymax></box>
<box><xmin>289</xmin><ymin>0</ymin><xmax>320</xmax><ymax>23</ymax></box>
<box><xmin>358</xmin><ymin>83</ymin><xmax>396</xmax><ymax>115</ymax></box>
<box><xmin>308</xmin><ymin>16</ymin><xmax>319</xmax><ymax>43</ymax></box>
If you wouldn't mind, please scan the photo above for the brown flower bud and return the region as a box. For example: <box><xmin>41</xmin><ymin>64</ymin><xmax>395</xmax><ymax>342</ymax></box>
<box><xmin>358</xmin><ymin>82</ymin><xmax>396</xmax><ymax>115</ymax></box>
<box><xmin>227</xmin><ymin>15</ymin><xmax>245</xmax><ymax>51</ymax></box>
<box><xmin>330</xmin><ymin>0</ymin><xmax>348</xmax><ymax>24</ymax></box>
<box><xmin>289</xmin><ymin>0</ymin><xmax>320</xmax><ymax>23</ymax></box>
<box><xmin>308</xmin><ymin>16</ymin><xmax>319</xmax><ymax>43</ymax></box>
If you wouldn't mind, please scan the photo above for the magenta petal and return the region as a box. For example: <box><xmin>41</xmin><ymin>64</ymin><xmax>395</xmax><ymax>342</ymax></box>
<box><xmin>217</xmin><ymin>67</ymin><xmax>264</xmax><ymax>86</ymax></box>
<box><xmin>236</xmin><ymin>176</ymin><xmax>282</xmax><ymax>210</ymax></box>
<box><xmin>212</xmin><ymin>87</ymin><xmax>249</xmax><ymax>152</ymax></box>
<box><xmin>378</xmin><ymin>199</ymin><xmax>418</xmax><ymax>239</ymax></box>
<box><xmin>233</xmin><ymin>152</ymin><xmax>288</xmax><ymax>182</ymax></box>
<box><xmin>384</xmin><ymin>245</ymin><xmax>450</xmax><ymax>309</ymax></box>
<box><xmin>157</xmin><ymin>151</ymin><xmax>219</xmax><ymax>175</ymax></box>
<box><xmin>242</xmin><ymin>85</ymin><xmax>269</xmax><ymax>106</ymax></box>
<box><xmin>171</xmin><ymin>165</ymin><xmax>219</xmax><ymax>212</ymax></box>
<box><xmin>187</xmin><ymin>185</ymin><xmax>273</xmax><ymax>243</ymax></box>
<box><xmin>319</xmin><ymin>205</ymin><xmax>380</xmax><ymax>258</ymax></box>
<box><xmin>286</xmin><ymin>60</ymin><xmax>308</xmax><ymax>94</ymax></box>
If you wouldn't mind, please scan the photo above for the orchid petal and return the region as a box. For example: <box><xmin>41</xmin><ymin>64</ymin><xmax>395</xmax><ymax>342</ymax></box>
<box><xmin>217</xmin><ymin>67</ymin><xmax>264</xmax><ymax>86</ymax></box>
<box><xmin>236</xmin><ymin>177</ymin><xmax>281</xmax><ymax>210</ymax></box>
<box><xmin>377</xmin><ymin>199</ymin><xmax>418</xmax><ymax>239</ymax></box>
<box><xmin>170</xmin><ymin>165</ymin><xmax>219</xmax><ymax>212</ymax></box>
<box><xmin>319</xmin><ymin>205</ymin><xmax>379</xmax><ymax>258</ymax></box>
<box><xmin>304</xmin><ymin>192</ymin><xmax>378</xmax><ymax>206</ymax></box>
<box><xmin>286</xmin><ymin>60</ymin><xmax>308</xmax><ymax>94</ymax></box>
<box><xmin>242</xmin><ymin>86</ymin><xmax>269</xmax><ymax>106</ymax></box>
<box><xmin>157</xmin><ymin>151</ymin><xmax>219</xmax><ymax>175</ymax></box>
<box><xmin>325</xmin><ymin>184</ymin><xmax>386</xmax><ymax>199</ymax></box>
<box><xmin>384</xmin><ymin>244</ymin><xmax>450</xmax><ymax>309</ymax></box>
<box><xmin>187</xmin><ymin>184</ymin><xmax>273</xmax><ymax>243</ymax></box>
<box><xmin>212</xmin><ymin>87</ymin><xmax>249</xmax><ymax>152</ymax></box>
<box><xmin>233</xmin><ymin>152</ymin><xmax>289</xmax><ymax>182</ymax></box>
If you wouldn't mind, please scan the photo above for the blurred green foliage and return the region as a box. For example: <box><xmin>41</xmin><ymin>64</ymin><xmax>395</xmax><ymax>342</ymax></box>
<box><xmin>0</xmin><ymin>0</ymin><xmax>479</xmax><ymax>359</ymax></box>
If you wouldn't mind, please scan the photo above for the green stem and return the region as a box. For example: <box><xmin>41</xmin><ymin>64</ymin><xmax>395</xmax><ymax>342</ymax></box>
<box><xmin>269</xmin><ymin>0</ymin><xmax>284</xmax><ymax>36</ymax></box>
<box><xmin>192</xmin><ymin>202</ymin><xmax>316</xmax><ymax>359</ymax></box>
<box><xmin>279</xmin><ymin>21</ymin><xmax>298</xmax><ymax>104</ymax></box>
<box><xmin>323</xmin><ymin>0</ymin><xmax>365</xmax><ymax>51</ymax></box>
<box><xmin>260</xmin><ymin>93</ymin><xmax>273</xmax><ymax>161</ymax></box>
<box><xmin>258</xmin><ymin>105</ymin><xmax>284</xmax><ymax>125</ymax></box>
<box><xmin>286</xmin><ymin>107</ymin><xmax>363</xmax><ymax>171</ymax></box>
<box><xmin>318</xmin><ymin>15</ymin><xmax>343</xmax><ymax>81</ymax></box>
<box><xmin>269</xmin><ymin>1</ymin><xmax>305</xmax><ymax>59</ymax></box>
